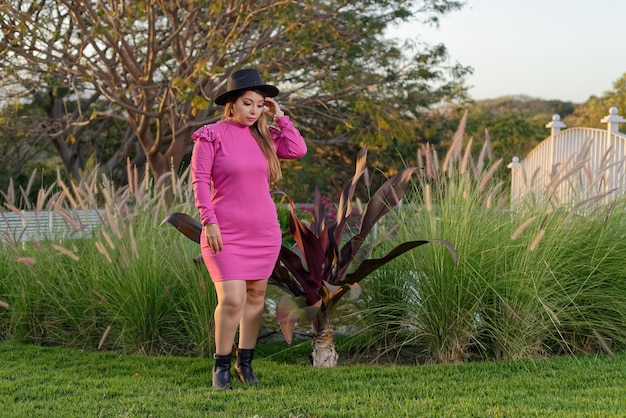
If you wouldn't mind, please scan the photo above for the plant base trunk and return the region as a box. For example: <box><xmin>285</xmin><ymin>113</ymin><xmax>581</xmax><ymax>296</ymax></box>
<box><xmin>311</xmin><ymin>329</ymin><xmax>338</xmax><ymax>368</ymax></box>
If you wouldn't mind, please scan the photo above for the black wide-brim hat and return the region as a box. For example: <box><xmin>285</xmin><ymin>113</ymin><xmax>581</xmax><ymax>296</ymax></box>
<box><xmin>214</xmin><ymin>68</ymin><xmax>279</xmax><ymax>106</ymax></box>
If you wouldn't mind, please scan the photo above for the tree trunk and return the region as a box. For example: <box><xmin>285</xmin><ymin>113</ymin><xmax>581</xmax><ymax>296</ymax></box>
<box><xmin>311</xmin><ymin>329</ymin><xmax>338</xmax><ymax>368</ymax></box>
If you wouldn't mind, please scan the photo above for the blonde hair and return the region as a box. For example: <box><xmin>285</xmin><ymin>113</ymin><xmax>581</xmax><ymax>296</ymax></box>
<box><xmin>224</xmin><ymin>96</ymin><xmax>282</xmax><ymax>180</ymax></box>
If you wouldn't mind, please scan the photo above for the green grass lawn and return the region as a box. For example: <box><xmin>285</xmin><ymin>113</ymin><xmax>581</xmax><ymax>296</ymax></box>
<box><xmin>2</xmin><ymin>341</ymin><xmax>625</xmax><ymax>417</ymax></box>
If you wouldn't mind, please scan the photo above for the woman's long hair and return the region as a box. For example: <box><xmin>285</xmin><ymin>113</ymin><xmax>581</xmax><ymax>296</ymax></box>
<box><xmin>224</xmin><ymin>92</ymin><xmax>282</xmax><ymax>180</ymax></box>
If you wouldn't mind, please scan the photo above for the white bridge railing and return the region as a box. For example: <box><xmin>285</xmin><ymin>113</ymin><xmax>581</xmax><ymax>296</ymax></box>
<box><xmin>509</xmin><ymin>107</ymin><xmax>626</xmax><ymax>209</ymax></box>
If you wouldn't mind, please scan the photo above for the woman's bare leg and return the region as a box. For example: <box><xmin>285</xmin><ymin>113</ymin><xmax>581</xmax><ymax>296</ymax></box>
<box><xmin>238</xmin><ymin>279</ymin><xmax>268</xmax><ymax>349</ymax></box>
<box><xmin>213</xmin><ymin>280</ymin><xmax>247</xmax><ymax>355</ymax></box>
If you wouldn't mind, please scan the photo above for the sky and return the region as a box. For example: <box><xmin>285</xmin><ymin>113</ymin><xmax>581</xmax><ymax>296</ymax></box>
<box><xmin>388</xmin><ymin>0</ymin><xmax>626</xmax><ymax>103</ymax></box>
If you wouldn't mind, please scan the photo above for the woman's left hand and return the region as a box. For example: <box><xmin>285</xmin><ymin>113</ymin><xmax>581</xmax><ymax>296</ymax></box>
<box><xmin>264</xmin><ymin>97</ymin><xmax>284</xmax><ymax>120</ymax></box>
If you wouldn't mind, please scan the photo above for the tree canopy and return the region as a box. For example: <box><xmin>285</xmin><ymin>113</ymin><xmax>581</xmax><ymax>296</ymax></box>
<box><xmin>0</xmin><ymin>0</ymin><xmax>470</xmax><ymax>195</ymax></box>
<box><xmin>564</xmin><ymin>72</ymin><xmax>626</xmax><ymax>130</ymax></box>
<box><xmin>462</xmin><ymin>95</ymin><xmax>575</xmax><ymax>158</ymax></box>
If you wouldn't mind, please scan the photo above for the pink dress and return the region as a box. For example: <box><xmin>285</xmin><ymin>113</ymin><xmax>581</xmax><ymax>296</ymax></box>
<box><xmin>191</xmin><ymin>117</ymin><xmax>307</xmax><ymax>282</ymax></box>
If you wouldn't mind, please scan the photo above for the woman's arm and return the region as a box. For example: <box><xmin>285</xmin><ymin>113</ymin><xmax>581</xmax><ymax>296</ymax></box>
<box><xmin>271</xmin><ymin>116</ymin><xmax>307</xmax><ymax>159</ymax></box>
<box><xmin>190</xmin><ymin>126</ymin><xmax>219</xmax><ymax>226</ymax></box>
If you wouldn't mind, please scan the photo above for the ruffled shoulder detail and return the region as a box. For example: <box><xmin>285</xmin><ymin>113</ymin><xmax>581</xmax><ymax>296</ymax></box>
<box><xmin>192</xmin><ymin>124</ymin><xmax>221</xmax><ymax>143</ymax></box>
<box><xmin>269</xmin><ymin>125</ymin><xmax>281</xmax><ymax>140</ymax></box>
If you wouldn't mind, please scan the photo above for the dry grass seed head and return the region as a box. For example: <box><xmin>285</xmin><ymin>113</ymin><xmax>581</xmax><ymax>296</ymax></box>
<box><xmin>126</xmin><ymin>159</ymin><xmax>135</xmax><ymax>195</ymax></box>
<box><xmin>477</xmin><ymin>128</ymin><xmax>493</xmax><ymax>174</ymax></box>
<box><xmin>485</xmin><ymin>181</ymin><xmax>505</xmax><ymax>208</ymax></box>
<box><xmin>424</xmin><ymin>184</ymin><xmax>432</xmax><ymax>212</ymax></box>
<box><xmin>55</xmin><ymin>208</ymin><xmax>82</xmax><ymax>233</ymax></box>
<box><xmin>91</xmin><ymin>289</ymin><xmax>109</xmax><ymax>304</ymax></box>
<box><xmin>105</xmin><ymin>207</ymin><xmax>122</xmax><ymax>239</ymax></box>
<box><xmin>540</xmin><ymin>299</ymin><xmax>562</xmax><ymax>327</ymax></box>
<box><xmin>58</xmin><ymin>177</ymin><xmax>79</xmax><ymax>209</ymax></box>
<box><xmin>52</xmin><ymin>244</ymin><xmax>80</xmax><ymax>261</ymax></box>
<box><xmin>19</xmin><ymin>170</ymin><xmax>38</xmax><ymax>210</ymax></box>
<box><xmin>101</xmin><ymin>175</ymin><xmax>115</xmax><ymax>207</ymax></box>
<box><xmin>511</xmin><ymin>216</ymin><xmax>537</xmax><ymax>240</ymax></box>
<box><xmin>70</xmin><ymin>181</ymin><xmax>89</xmax><ymax>212</ymax></box>
<box><xmin>545</xmin><ymin>156</ymin><xmax>583</xmax><ymax>198</ymax></box>
<box><xmin>95</xmin><ymin>240</ymin><xmax>113</xmax><ymax>263</ymax></box>
<box><xmin>592</xmin><ymin>329</ymin><xmax>614</xmax><ymax>356</ymax></box>
<box><xmin>129</xmin><ymin>223</ymin><xmax>138</xmax><ymax>259</ymax></box>
<box><xmin>101</xmin><ymin>230</ymin><xmax>115</xmax><ymax>250</ymax></box>
<box><xmin>478</xmin><ymin>159</ymin><xmax>503</xmax><ymax>192</ymax></box>
<box><xmin>98</xmin><ymin>325</ymin><xmax>112</xmax><ymax>350</ymax></box>
<box><xmin>28</xmin><ymin>237</ymin><xmax>44</xmax><ymax>252</ymax></box>
<box><xmin>13</xmin><ymin>256</ymin><xmax>37</xmax><ymax>267</ymax></box>
<box><xmin>460</xmin><ymin>136</ymin><xmax>474</xmax><ymax>175</ymax></box>
<box><xmin>442</xmin><ymin>110</ymin><xmax>467</xmax><ymax>174</ymax></box>
<box><xmin>36</xmin><ymin>186</ymin><xmax>53</xmax><ymax>213</ymax></box>
<box><xmin>419</xmin><ymin>143</ymin><xmax>438</xmax><ymax>181</ymax></box>
<box><xmin>1</xmin><ymin>178</ymin><xmax>15</xmax><ymax>205</ymax></box>
<box><xmin>499</xmin><ymin>296</ymin><xmax>523</xmax><ymax>321</ymax></box>
<box><xmin>4</xmin><ymin>203</ymin><xmax>27</xmax><ymax>221</ymax></box>
<box><xmin>571</xmin><ymin>190</ymin><xmax>617</xmax><ymax>213</ymax></box>
<box><xmin>529</xmin><ymin>229</ymin><xmax>545</xmax><ymax>252</ymax></box>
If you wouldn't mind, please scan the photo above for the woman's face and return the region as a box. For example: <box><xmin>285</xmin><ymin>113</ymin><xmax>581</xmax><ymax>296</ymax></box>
<box><xmin>231</xmin><ymin>90</ymin><xmax>266</xmax><ymax>126</ymax></box>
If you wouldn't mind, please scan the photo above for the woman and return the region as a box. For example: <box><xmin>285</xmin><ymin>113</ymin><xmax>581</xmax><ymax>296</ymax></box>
<box><xmin>191</xmin><ymin>68</ymin><xmax>307</xmax><ymax>390</ymax></box>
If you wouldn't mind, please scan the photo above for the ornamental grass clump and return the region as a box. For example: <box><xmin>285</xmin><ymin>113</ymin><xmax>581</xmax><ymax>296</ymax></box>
<box><xmin>0</xmin><ymin>163</ymin><xmax>218</xmax><ymax>356</ymax></box>
<box><xmin>345</xmin><ymin>114</ymin><xmax>507</xmax><ymax>363</ymax></box>
<box><xmin>345</xmin><ymin>112</ymin><xmax>626</xmax><ymax>364</ymax></box>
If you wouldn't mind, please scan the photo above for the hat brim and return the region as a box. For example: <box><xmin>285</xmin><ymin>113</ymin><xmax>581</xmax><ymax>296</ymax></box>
<box><xmin>214</xmin><ymin>85</ymin><xmax>279</xmax><ymax>106</ymax></box>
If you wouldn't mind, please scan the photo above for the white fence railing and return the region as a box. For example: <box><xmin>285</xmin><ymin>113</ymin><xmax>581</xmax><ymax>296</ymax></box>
<box><xmin>1</xmin><ymin>209</ymin><xmax>105</xmax><ymax>245</ymax></box>
<box><xmin>509</xmin><ymin>107</ymin><xmax>626</xmax><ymax>209</ymax></box>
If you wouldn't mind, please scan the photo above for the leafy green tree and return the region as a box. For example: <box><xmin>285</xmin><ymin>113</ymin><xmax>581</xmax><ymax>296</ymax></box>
<box><xmin>432</xmin><ymin>96</ymin><xmax>576</xmax><ymax>161</ymax></box>
<box><xmin>564</xmin><ymin>72</ymin><xmax>626</xmax><ymax>129</ymax></box>
<box><xmin>1</xmin><ymin>0</ymin><xmax>470</xmax><ymax>192</ymax></box>
<box><xmin>0</xmin><ymin>103</ymin><xmax>48</xmax><ymax>180</ymax></box>
<box><xmin>0</xmin><ymin>94</ymin><xmax>132</xmax><ymax>197</ymax></box>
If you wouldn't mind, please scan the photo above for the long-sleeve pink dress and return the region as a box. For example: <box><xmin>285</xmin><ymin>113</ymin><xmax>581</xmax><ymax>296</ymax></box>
<box><xmin>191</xmin><ymin>117</ymin><xmax>307</xmax><ymax>282</ymax></box>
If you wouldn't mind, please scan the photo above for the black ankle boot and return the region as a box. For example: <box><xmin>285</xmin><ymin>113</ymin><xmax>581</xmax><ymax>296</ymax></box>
<box><xmin>235</xmin><ymin>348</ymin><xmax>259</xmax><ymax>385</ymax></box>
<box><xmin>212</xmin><ymin>353</ymin><xmax>232</xmax><ymax>390</ymax></box>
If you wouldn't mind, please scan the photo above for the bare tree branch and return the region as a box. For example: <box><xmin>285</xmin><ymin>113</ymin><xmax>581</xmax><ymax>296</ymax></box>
<box><xmin>0</xmin><ymin>0</ymin><xmax>470</xmax><ymax>187</ymax></box>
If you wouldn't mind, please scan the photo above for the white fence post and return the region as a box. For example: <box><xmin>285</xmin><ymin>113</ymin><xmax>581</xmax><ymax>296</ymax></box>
<box><xmin>545</xmin><ymin>114</ymin><xmax>566</xmax><ymax>137</ymax></box>
<box><xmin>601</xmin><ymin>107</ymin><xmax>625</xmax><ymax>134</ymax></box>
<box><xmin>546</xmin><ymin>114</ymin><xmax>565</xmax><ymax>182</ymax></box>
<box><xmin>507</xmin><ymin>156</ymin><xmax>521</xmax><ymax>208</ymax></box>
